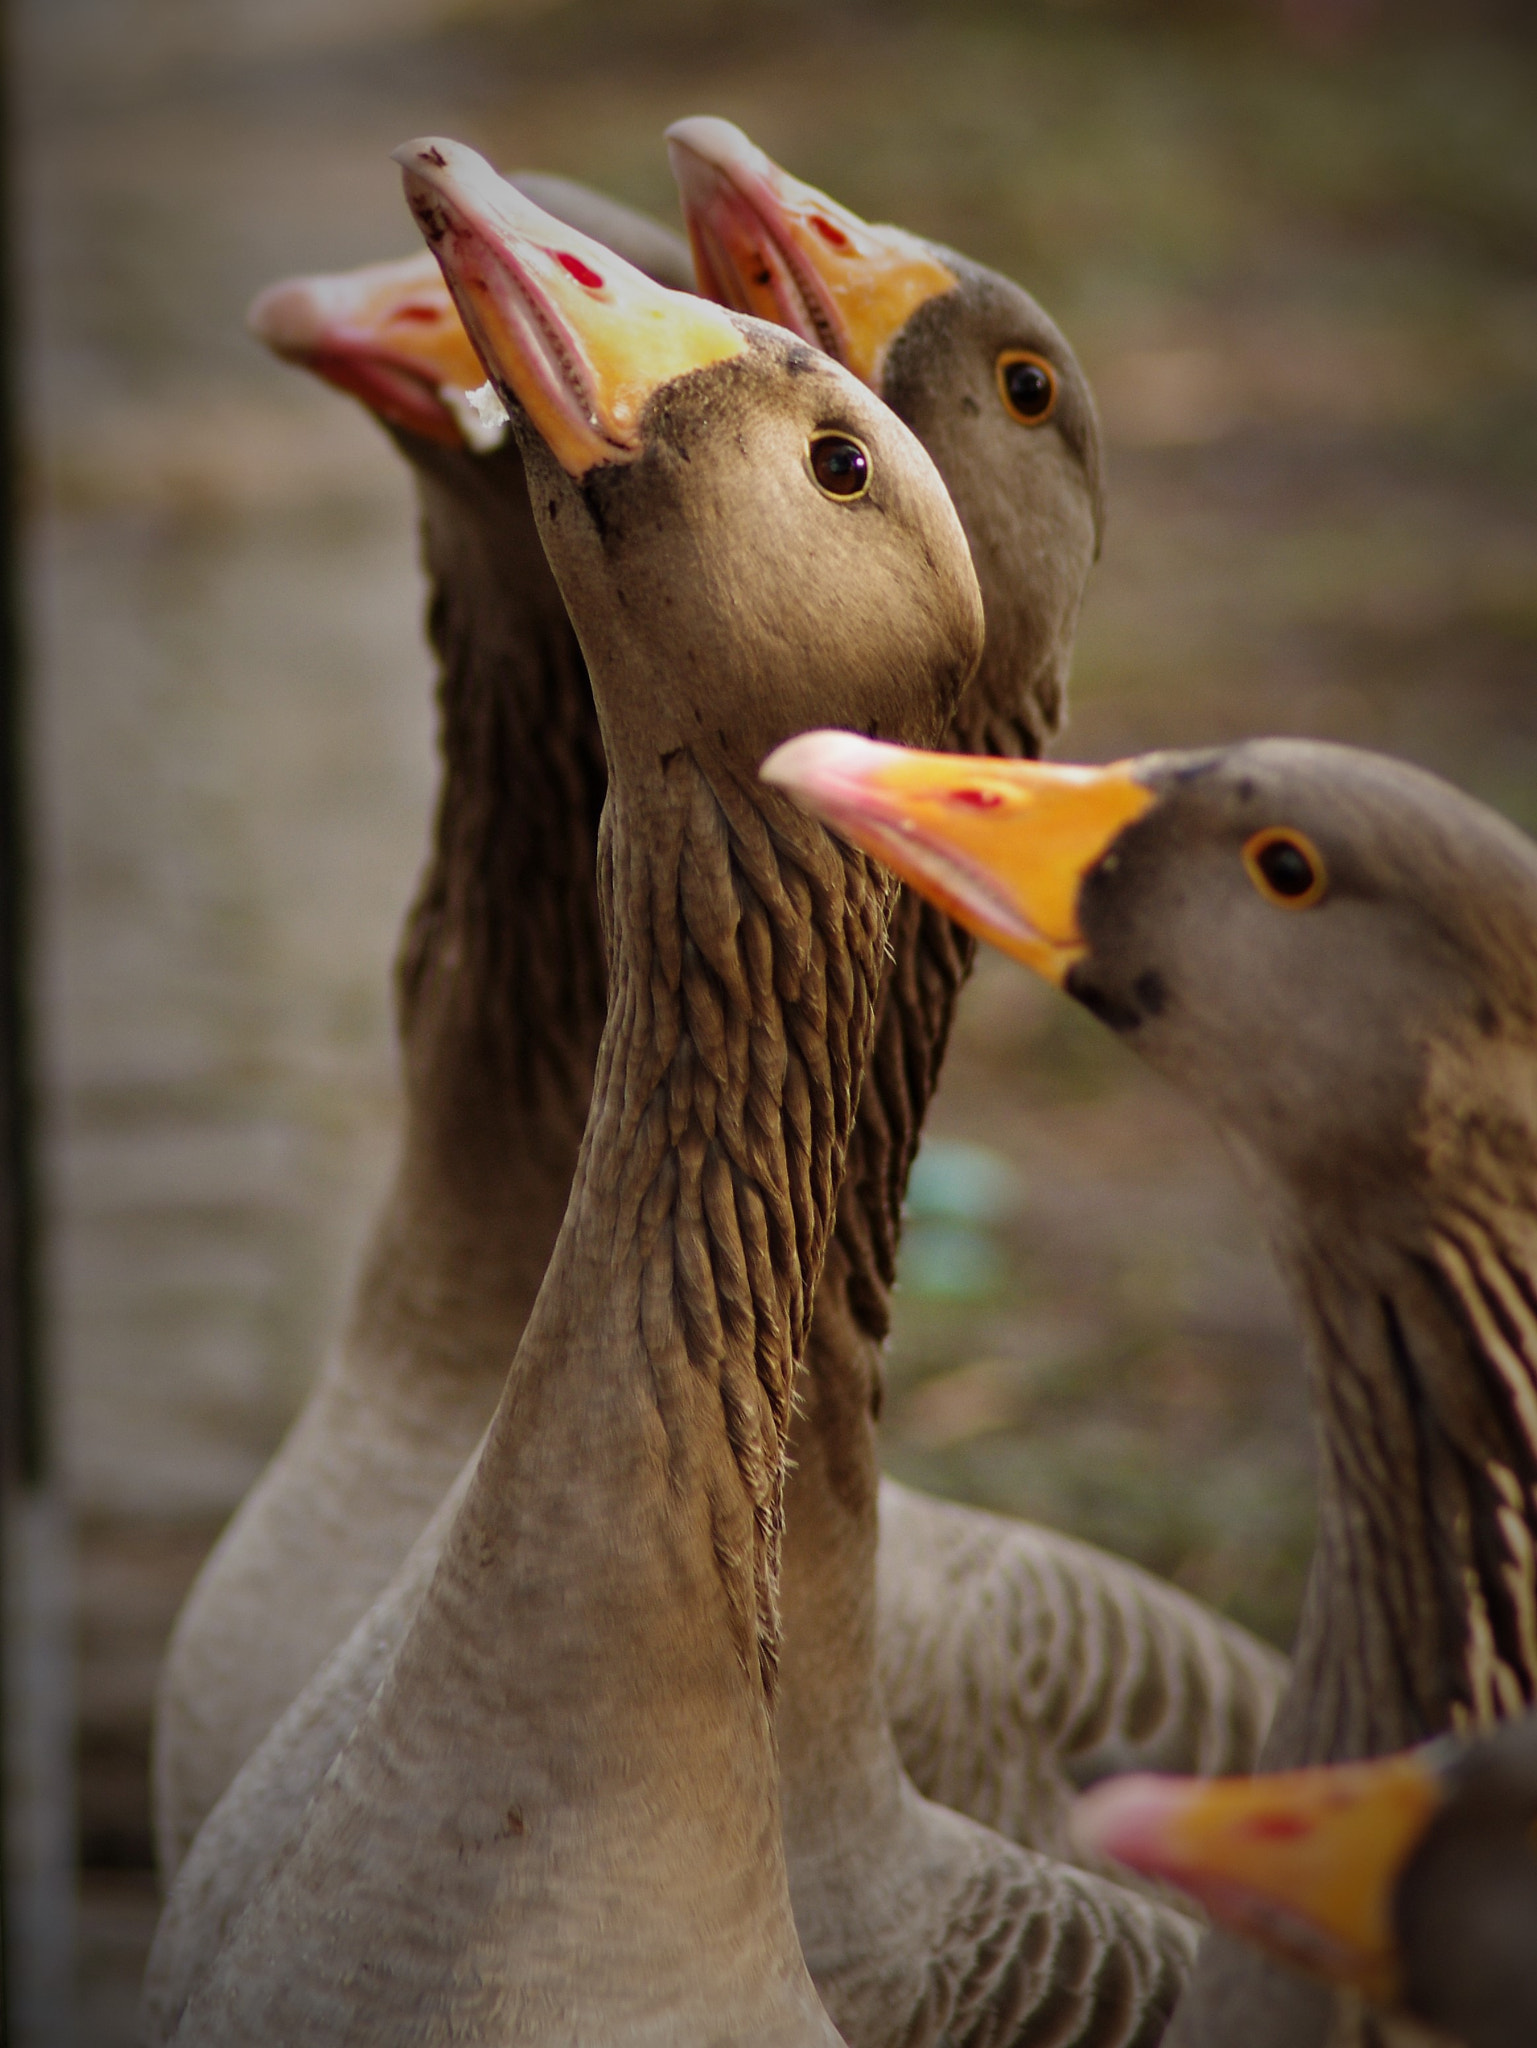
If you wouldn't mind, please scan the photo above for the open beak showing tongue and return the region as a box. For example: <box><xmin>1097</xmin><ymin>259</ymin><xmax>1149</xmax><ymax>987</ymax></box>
<box><xmin>394</xmin><ymin>136</ymin><xmax>745</xmax><ymax>475</ymax></box>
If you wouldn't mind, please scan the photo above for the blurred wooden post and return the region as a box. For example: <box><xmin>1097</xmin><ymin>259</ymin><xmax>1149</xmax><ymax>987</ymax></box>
<box><xmin>0</xmin><ymin>0</ymin><xmax>77</xmax><ymax>2039</ymax></box>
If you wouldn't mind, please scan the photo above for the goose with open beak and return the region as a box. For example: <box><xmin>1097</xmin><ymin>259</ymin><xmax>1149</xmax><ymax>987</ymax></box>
<box><xmin>768</xmin><ymin>726</ymin><xmax>1537</xmax><ymax>2047</ymax></box>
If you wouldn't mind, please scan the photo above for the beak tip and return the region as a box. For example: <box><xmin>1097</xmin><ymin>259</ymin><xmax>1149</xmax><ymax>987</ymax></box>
<box><xmin>1069</xmin><ymin>1775</ymin><xmax>1191</xmax><ymax>1876</ymax></box>
<box><xmin>758</xmin><ymin>732</ymin><xmax>816</xmax><ymax>797</ymax></box>
<box><xmin>663</xmin><ymin>115</ymin><xmax>751</xmax><ymax>165</ymax></box>
<box><xmin>392</xmin><ymin>136</ymin><xmax>447</xmax><ymax>173</ymax></box>
<box><xmin>760</xmin><ymin>729</ymin><xmax>879</xmax><ymax>808</ymax></box>
<box><xmin>246</xmin><ymin>278</ymin><xmax>324</xmax><ymax>356</ymax></box>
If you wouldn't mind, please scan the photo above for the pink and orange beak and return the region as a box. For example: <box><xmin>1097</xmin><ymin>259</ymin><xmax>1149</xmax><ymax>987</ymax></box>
<box><xmin>394</xmin><ymin>137</ymin><xmax>745</xmax><ymax>475</ymax></box>
<box><xmin>247</xmin><ymin>251</ymin><xmax>497</xmax><ymax>451</ymax></box>
<box><xmin>760</xmin><ymin>731</ymin><xmax>1152</xmax><ymax>984</ymax></box>
<box><xmin>666</xmin><ymin>117</ymin><xmax>957</xmax><ymax>388</ymax></box>
<box><xmin>1071</xmin><ymin>1751</ymin><xmax>1452</xmax><ymax>2006</ymax></box>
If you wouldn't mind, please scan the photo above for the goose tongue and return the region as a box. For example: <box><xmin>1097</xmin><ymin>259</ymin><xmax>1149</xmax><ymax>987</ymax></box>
<box><xmin>761</xmin><ymin>731</ymin><xmax>1152</xmax><ymax>985</ymax></box>
<box><xmin>394</xmin><ymin>136</ymin><xmax>744</xmax><ymax>475</ymax></box>
<box><xmin>1070</xmin><ymin>1751</ymin><xmax>1450</xmax><ymax>2006</ymax></box>
<box><xmin>247</xmin><ymin>251</ymin><xmax>499</xmax><ymax>451</ymax></box>
<box><xmin>666</xmin><ymin>116</ymin><xmax>956</xmax><ymax>386</ymax></box>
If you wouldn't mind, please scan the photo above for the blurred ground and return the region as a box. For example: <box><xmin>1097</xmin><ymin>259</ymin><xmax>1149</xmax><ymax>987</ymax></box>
<box><xmin>12</xmin><ymin>0</ymin><xmax>1537</xmax><ymax>2036</ymax></box>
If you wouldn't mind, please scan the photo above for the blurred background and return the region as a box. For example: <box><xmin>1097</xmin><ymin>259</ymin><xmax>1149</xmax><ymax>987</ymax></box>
<box><xmin>5</xmin><ymin>0</ymin><xmax>1535</xmax><ymax>2036</ymax></box>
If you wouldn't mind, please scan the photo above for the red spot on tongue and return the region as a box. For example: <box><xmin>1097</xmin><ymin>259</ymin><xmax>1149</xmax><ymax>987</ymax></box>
<box><xmin>811</xmin><ymin>215</ymin><xmax>850</xmax><ymax>249</ymax></box>
<box><xmin>394</xmin><ymin>302</ymin><xmax>443</xmax><ymax>325</ymax></box>
<box><xmin>951</xmin><ymin>787</ymin><xmax>1003</xmax><ymax>809</ymax></box>
<box><xmin>554</xmin><ymin>249</ymin><xmax>605</xmax><ymax>289</ymax></box>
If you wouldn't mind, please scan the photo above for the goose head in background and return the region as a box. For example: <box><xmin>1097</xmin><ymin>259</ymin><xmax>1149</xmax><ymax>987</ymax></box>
<box><xmin>1072</xmin><ymin>1711</ymin><xmax>1537</xmax><ymax>2048</ymax></box>
<box><xmin>667</xmin><ymin>115</ymin><xmax>1102</xmax><ymax>751</ymax></box>
<box><xmin>248</xmin><ymin>247</ymin><xmax>503</xmax><ymax>451</ymax></box>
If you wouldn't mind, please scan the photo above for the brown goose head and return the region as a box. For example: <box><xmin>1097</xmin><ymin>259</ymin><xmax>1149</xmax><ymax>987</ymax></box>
<box><xmin>1072</xmin><ymin>1711</ymin><xmax>1537</xmax><ymax>2048</ymax></box>
<box><xmin>667</xmin><ymin>116</ymin><xmax>1102</xmax><ymax>747</ymax></box>
<box><xmin>397</xmin><ymin>138</ymin><xmax>985</xmax><ymax>786</ymax></box>
<box><xmin>767</xmin><ymin>730</ymin><xmax>1537</xmax><ymax>1746</ymax></box>
<box><xmin>765</xmin><ymin>733</ymin><xmax>1537</xmax><ymax>1231</ymax></box>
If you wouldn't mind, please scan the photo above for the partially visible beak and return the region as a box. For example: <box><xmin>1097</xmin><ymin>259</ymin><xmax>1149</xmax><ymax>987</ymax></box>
<box><xmin>760</xmin><ymin>732</ymin><xmax>1153</xmax><ymax>984</ymax></box>
<box><xmin>248</xmin><ymin>251</ymin><xmax>499</xmax><ymax>450</ymax></box>
<box><xmin>1071</xmin><ymin>1752</ymin><xmax>1451</xmax><ymax>2006</ymax></box>
<box><xmin>394</xmin><ymin>137</ymin><xmax>745</xmax><ymax>475</ymax></box>
<box><xmin>666</xmin><ymin>117</ymin><xmax>957</xmax><ymax>387</ymax></box>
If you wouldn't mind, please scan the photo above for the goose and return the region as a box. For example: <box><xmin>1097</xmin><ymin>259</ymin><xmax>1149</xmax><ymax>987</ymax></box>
<box><xmin>149</xmin><ymin>145</ymin><xmax>1195</xmax><ymax>2048</ymax></box>
<box><xmin>160</xmin><ymin>138</ymin><xmax>980</xmax><ymax>2046</ymax></box>
<box><xmin>155</xmin><ymin>146</ymin><xmax>1280</xmax><ymax>1884</ymax></box>
<box><xmin>1072</xmin><ymin>1712</ymin><xmax>1537</xmax><ymax>2048</ymax></box>
<box><xmin>664</xmin><ymin>116</ymin><xmax>1286</xmax><ymax>1865</ymax></box>
<box><xmin>151</xmin><ymin>193</ymin><xmax>691</xmax><ymax>1877</ymax></box>
<box><xmin>764</xmin><ymin>727</ymin><xmax>1537</xmax><ymax>2048</ymax></box>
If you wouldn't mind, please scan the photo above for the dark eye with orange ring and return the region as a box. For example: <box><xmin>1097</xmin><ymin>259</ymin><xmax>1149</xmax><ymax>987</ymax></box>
<box><xmin>1243</xmin><ymin>828</ymin><xmax>1327</xmax><ymax>909</ymax></box>
<box><xmin>997</xmin><ymin>350</ymin><xmax>1059</xmax><ymax>425</ymax></box>
<box><xmin>808</xmin><ymin>433</ymin><xmax>871</xmax><ymax>499</ymax></box>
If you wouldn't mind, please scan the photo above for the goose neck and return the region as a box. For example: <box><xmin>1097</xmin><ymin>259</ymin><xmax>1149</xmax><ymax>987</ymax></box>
<box><xmin>1273</xmin><ymin>1202</ymin><xmax>1537</xmax><ymax>1766</ymax></box>
<box><xmin>464</xmin><ymin>743</ymin><xmax>893</xmax><ymax>1702</ymax></box>
<box><xmin>395</xmin><ymin>453</ymin><xmax>609</xmax><ymax>1159</ymax></box>
<box><xmin>828</xmin><ymin>688</ymin><xmax>1044</xmax><ymax>1351</ymax></box>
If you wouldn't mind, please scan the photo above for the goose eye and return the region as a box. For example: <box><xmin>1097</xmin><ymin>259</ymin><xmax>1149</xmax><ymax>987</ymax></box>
<box><xmin>1244</xmin><ymin>828</ymin><xmax>1327</xmax><ymax>909</ymax></box>
<box><xmin>997</xmin><ymin>350</ymin><xmax>1058</xmax><ymax>425</ymax></box>
<box><xmin>808</xmin><ymin>433</ymin><xmax>871</xmax><ymax>500</ymax></box>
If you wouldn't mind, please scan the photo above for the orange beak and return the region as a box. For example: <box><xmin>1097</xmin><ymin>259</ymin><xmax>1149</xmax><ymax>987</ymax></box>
<box><xmin>665</xmin><ymin>117</ymin><xmax>957</xmax><ymax>387</ymax></box>
<box><xmin>1071</xmin><ymin>1752</ymin><xmax>1451</xmax><ymax>2006</ymax></box>
<box><xmin>760</xmin><ymin>732</ymin><xmax>1152</xmax><ymax>984</ymax></box>
<box><xmin>394</xmin><ymin>137</ymin><xmax>745</xmax><ymax>475</ymax></box>
<box><xmin>247</xmin><ymin>251</ymin><xmax>496</xmax><ymax>451</ymax></box>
